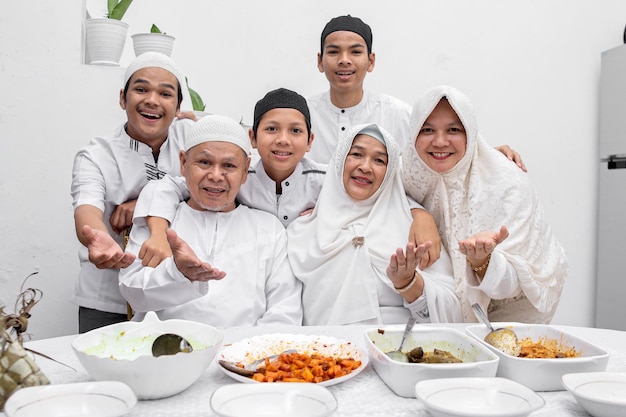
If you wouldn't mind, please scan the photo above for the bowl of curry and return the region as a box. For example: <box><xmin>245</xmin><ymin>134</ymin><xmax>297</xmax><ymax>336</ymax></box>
<box><xmin>364</xmin><ymin>326</ymin><xmax>499</xmax><ymax>398</ymax></box>
<box><xmin>465</xmin><ymin>323</ymin><xmax>609</xmax><ymax>391</ymax></box>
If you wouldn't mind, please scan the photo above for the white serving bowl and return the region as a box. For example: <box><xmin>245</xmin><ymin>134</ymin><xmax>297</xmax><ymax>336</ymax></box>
<box><xmin>465</xmin><ymin>323</ymin><xmax>609</xmax><ymax>391</ymax></box>
<box><xmin>72</xmin><ymin>311</ymin><xmax>223</xmax><ymax>400</ymax></box>
<box><xmin>562</xmin><ymin>372</ymin><xmax>626</xmax><ymax>417</ymax></box>
<box><xmin>364</xmin><ymin>325</ymin><xmax>499</xmax><ymax>397</ymax></box>
<box><xmin>210</xmin><ymin>383</ymin><xmax>338</xmax><ymax>417</ymax></box>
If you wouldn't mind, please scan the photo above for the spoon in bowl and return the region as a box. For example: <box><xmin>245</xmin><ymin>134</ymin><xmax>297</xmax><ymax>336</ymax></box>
<box><xmin>386</xmin><ymin>316</ymin><xmax>418</xmax><ymax>363</ymax></box>
<box><xmin>471</xmin><ymin>303</ymin><xmax>521</xmax><ymax>356</ymax></box>
<box><xmin>218</xmin><ymin>349</ymin><xmax>298</xmax><ymax>377</ymax></box>
<box><xmin>151</xmin><ymin>333</ymin><xmax>193</xmax><ymax>357</ymax></box>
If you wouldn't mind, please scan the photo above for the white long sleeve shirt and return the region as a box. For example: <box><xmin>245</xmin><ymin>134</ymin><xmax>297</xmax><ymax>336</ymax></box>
<box><xmin>120</xmin><ymin>202</ymin><xmax>303</xmax><ymax>327</ymax></box>
<box><xmin>71</xmin><ymin>119</ymin><xmax>192</xmax><ymax>314</ymax></box>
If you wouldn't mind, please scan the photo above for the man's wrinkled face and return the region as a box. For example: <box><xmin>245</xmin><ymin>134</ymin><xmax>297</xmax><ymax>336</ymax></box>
<box><xmin>180</xmin><ymin>142</ymin><xmax>250</xmax><ymax>212</ymax></box>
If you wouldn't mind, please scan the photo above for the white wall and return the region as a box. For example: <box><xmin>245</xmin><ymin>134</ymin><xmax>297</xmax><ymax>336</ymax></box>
<box><xmin>1</xmin><ymin>0</ymin><xmax>623</xmax><ymax>339</ymax></box>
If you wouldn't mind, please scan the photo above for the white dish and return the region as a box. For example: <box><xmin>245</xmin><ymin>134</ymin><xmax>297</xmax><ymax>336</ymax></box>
<box><xmin>3</xmin><ymin>381</ymin><xmax>137</xmax><ymax>417</ymax></box>
<box><xmin>210</xmin><ymin>383</ymin><xmax>338</xmax><ymax>417</ymax></box>
<box><xmin>466</xmin><ymin>323</ymin><xmax>609</xmax><ymax>391</ymax></box>
<box><xmin>72</xmin><ymin>311</ymin><xmax>223</xmax><ymax>399</ymax></box>
<box><xmin>415</xmin><ymin>377</ymin><xmax>544</xmax><ymax>417</ymax></box>
<box><xmin>217</xmin><ymin>333</ymin><xmax>367</xmax><ymax>386</ymax></box>
<box><xmin>562</xmin><ymin>372</ymin><xmax>626</xmax><ymax>417</ymax></box>
<box><xmin>365</xmin><ymin>325</ymin><xmax>499</xmax><ymax>397</ymax></box>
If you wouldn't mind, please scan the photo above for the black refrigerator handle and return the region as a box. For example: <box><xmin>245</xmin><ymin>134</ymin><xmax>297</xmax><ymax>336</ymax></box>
<box><xmin>601</xmin><ymin>154</ymin><xmax>626</xmax><ymax>169</ymax></box>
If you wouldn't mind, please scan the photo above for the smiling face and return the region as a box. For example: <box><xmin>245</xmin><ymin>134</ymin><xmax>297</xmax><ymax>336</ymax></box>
<box><xmin>120</xmin><ymin>67</ymin><xmax>180</xmax><ymax>149</ymax></box>
<box><xmin>180</xmin><ymin>141</ymin><xmax>250</xmax><ymax>212</ymax></box>
<box><xmin>318</xmin><ymin>31</ymin><xmax>375</xmax><ymax>101</ymax></box>
<box><xmin>250</xmin><ymin>108</ymin><xmax>313</xmax><ymax>183</ymax></box>
<box><xmin>415</xmin><ymin>99</ymin><xmax>467</xmax><ymax>173</ymax></box>
<box><xmin>343</xmin><ymin>134</ymin><xmax>388</xmax><ymax>201</ymax></box>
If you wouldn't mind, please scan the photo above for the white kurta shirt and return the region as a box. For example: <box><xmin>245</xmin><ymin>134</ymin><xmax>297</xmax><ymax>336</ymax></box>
<box><xmin>133</xmin><ymin>155</ymin><xmax>327</xmax><ymax>228</ymax></box>
<box><xmin>306</xmin><ymin>89</ymin><xmax>412</xmax><ymax>164</ymax></box>
<box><xmin>120</xmin><ymin>203</ymin><xmax>303</xmax><ymax>327</ymax></box>
<box><xmin>71</xmin><ymin>119</ymin><xmax>193</xmax><ymax>314</ymax></box>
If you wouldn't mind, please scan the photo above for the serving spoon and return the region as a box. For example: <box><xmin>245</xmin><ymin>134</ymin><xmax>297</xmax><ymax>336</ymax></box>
<box><xmin>218</xmin><ymin>349</ymin><xmax>298</xmax><ymax>377</ymax></box>
<box><xmin>151</xmin><ymin>333</ymin><xmax>194</xmax><ymax>357</ymax></box>
<box><xmin>471</xmin><ymin>303</ymin><xmax>521</xmax><ymax>356</ymax></box>
<box><xmin>386</xmin><ymin>316</ymin><xmax>418</xmax><ymax>363</ymax></box>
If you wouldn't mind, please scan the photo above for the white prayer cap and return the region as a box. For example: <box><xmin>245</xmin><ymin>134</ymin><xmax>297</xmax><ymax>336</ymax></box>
<box><xmin>185</xmin><ymin>115</ymin><xmax>252</xmax><ymax>156</ymax></box>
<box><xmin>123</xmin><ymin>52</ymin><xmax>185</xmax><ymax>92</ymax></box>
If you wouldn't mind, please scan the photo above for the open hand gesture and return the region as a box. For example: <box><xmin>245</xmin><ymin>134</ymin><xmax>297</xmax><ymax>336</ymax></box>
<box><xmin>83</xmin><ymin>224</ymin><xmax>135</xmax><ymax>269</ymax></box>
<box><xmin>166</xmin><ymin>228</ymin><xmax>226</xmax><ymax>282</ymax></box>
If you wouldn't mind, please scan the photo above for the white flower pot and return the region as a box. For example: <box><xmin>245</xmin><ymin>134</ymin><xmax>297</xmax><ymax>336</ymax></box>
<box><xmin>131</xmin><ymin>33</ymin><xmax>175</xmax><ymax>57</ymax></box>
<box><xmin>85</xmin><ymin>18</ymin><xmax>129</xmax><ymax>66</ymax></box>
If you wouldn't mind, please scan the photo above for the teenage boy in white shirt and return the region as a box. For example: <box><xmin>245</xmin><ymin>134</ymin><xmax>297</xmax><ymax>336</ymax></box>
<box><xmin>71</xmin><ymin>52</ymin><xmax>194</xmax><ymax>332</ymax></box>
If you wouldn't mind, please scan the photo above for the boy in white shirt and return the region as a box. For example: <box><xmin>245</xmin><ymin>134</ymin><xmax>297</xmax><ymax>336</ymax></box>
<box><xmin>307</xmin><ymin>15</ymin><xmax>411</xmax><ymax>164</ymax></box>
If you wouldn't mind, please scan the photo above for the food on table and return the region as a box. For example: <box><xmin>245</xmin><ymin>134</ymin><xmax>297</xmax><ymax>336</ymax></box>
<box><xmin>218</xmin><ymin>333</ymin><xmax>367</xmax><ymax>386</ymax></box>
<box><xmin>406</xmin><ymin>347</ymin><xmax>462</xmax><ymax>363</ymax></box>
<box><xmin>248</xmin><ymin>352</ymin><xmax>361</xmax><ymax>383</ymax></box>
<box><xmin>384</xmin><ymin>346</ymin><xmax>463</xmax><ymax>364</ymax></box>
<box><xmin>518</xmin><ymin>337</ymin><xmax>580</xmax><ymax>358</ymax></box>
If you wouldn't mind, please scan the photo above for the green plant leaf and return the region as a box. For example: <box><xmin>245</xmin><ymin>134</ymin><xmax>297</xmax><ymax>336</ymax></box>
<box><xmin>185</xmin><ymin>77</ymin><xmax>206</xmax><ymax>112</ymax></box>
<box><xmin>108</xmin><ymin>0</ymin><xmax>133</xmax><ymax>20</ymax></box>
<box><xmin>107</xmin><ymin>0</ymin><xmax>117</xmax><ymax>16</ymax></box>
<box><xmin>150</xmin><ymin>24</ymin><xmax>162</xmax><ymax>34</ymax></box>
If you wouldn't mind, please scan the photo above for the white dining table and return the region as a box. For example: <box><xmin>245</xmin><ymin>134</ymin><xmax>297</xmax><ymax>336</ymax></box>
<box><xmin>3</xmin><ymin>323</ymin><xmax>626</xmax><ymax>417</ymax></box>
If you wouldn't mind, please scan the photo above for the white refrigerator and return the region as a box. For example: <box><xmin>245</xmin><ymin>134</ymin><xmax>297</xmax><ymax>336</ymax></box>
<box><xmin>596</xmin><ymin>44</ymin><xmax>626</xmax><ymax>330</ymax></box>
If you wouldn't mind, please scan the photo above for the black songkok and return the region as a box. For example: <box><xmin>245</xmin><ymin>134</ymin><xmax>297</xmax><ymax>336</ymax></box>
<box><xmin>253</xmin><ymin>88</ymin><xmax>311</xmax><ymax>137</ymax></box>
<box><xmin>320</xmin><ymin>15</ymin><xmax>373</xmax><ymax>54</ymax></box>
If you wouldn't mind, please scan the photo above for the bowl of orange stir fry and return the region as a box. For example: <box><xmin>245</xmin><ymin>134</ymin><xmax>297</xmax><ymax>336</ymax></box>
<box><xmin>466</xmin><ymin>323</ymin><xmax>609</xmax><ymax>391</ymax></box>
<box><xmin>217</xmin><ymin>334</ymin><xmax>367</xmax><ymax>386</ymax></box>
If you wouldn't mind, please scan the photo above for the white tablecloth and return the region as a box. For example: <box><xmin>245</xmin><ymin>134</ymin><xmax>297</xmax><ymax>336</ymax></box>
<box><xmin>4</xmin><ymin>324</ymin><xmax>626</xmax><ymax>416</ymax></box>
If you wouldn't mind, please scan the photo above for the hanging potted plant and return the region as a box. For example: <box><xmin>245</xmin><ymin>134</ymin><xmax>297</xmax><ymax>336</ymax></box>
<box><xmin>85</xmin><ymin>0</ymin><xmax>134</xmax><ymax>66</ymax></box>
<box><xmin>132</xmin><ymin>24</ymin><xmax>176</xmax><ymax>57</ymax></box>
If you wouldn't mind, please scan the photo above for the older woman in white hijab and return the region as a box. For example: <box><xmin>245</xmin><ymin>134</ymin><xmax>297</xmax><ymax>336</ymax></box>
<box><xmin>402</xmin><ymin>85</ymin><xmax>568</xmax><ymax>324</ymax></box>
<box><xmin>287</xmin><ymin>123</ymin><xmax>462</xmax><ymax>325</ymax></box>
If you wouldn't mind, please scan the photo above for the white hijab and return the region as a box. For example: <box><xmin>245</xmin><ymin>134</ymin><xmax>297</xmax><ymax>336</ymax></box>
<box><xmin>401</xmin><ymin>85</ymin><xmax>568</xmax><ymax>323</ymax></box>
<box><xmin>287</xmin><ymin>123</ymin><xmax>411</xmax><ymax>325</ymax></box>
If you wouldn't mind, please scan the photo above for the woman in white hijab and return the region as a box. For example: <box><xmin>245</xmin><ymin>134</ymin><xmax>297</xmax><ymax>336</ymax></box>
<box><xmin>287</xmin><ymin>123</ymin><xmax>462</xmax><ymax>325</ymax></box>
<box><xmin>402</xmin><ymin>85</ymin><xmax>568</xmax><ymax>324</ymax></box>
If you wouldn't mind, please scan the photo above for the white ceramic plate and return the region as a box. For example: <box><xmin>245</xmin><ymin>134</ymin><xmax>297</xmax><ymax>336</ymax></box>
<box><xmin>217</xmin><ymin>333</ymin><xmax>368</xmax><ymax>386</ymax></box>
<box><xmin>415</xmin><ymin>377</ymin><xmax>544</xmax><ymax>417</ymax></box>
<box><xmin>562</xmin><ymin>372</ymin><xmax>626</xmax><ymax>417</ymax></box>
<box><xmin>4</xmin><ymin>381</ymin><xmax>137</xmax><ymax>417</ymax></box>
<box><xmin>210</xmin><ymin>383</ymin><xmax>338</xmax><ymax>417</ymax></box>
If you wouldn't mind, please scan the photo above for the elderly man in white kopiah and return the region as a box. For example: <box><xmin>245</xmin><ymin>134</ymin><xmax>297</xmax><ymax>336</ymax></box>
<box><xmin>119</xmin><ymin>115</ymin><xmax>303</xmax><ymax>326</ymax></box>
